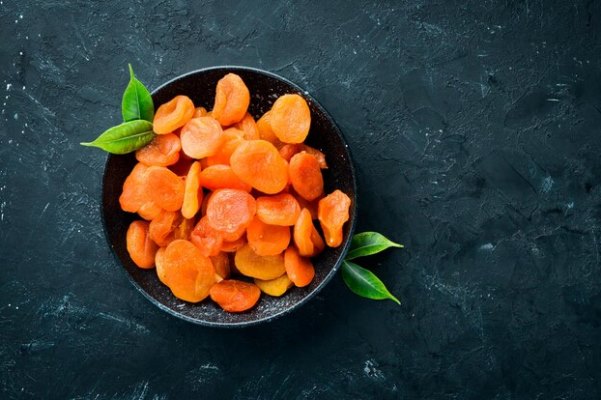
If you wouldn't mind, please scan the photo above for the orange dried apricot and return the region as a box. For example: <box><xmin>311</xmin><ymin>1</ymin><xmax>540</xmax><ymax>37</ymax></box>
<box><xmin>234</xmin><ymin>112</ymin><xmax>259</xmax><ymax>140</ymax></box>
<box><xmin>279</xmin><ymin>144</ymin><xmax>327</xmax><ymax>169</ymax></box>
<box><xmin>126</xmin><ymin>220</ymin><xmax>158</xmax><ymax>269</ymax></box>
<box><xmin>212</xmin><ymin>73</ymin><xmax>250</xmax><ymax>126</ymax></box>
<box><xmin>284</xmin><ymin>246</ymin><xmax>315</xmax><ymax>287</ymax></box>
<box><xmin>220</xmin><ymin>236</ymin><xmax>247</xmax><ymax>252</ymax></box>
<box><xmin>230</xmin><ymin>140</ymin><xmax>288</xmax><ymax>194</ymax></box>
<box><xmin>318</xmin><ymin>189</ymin><xmax>351</xmax><ymax>247</ymax></box>
<box><xmin>254</xmin><ymin>274</ymin><xmax>293</xmax><ymax>297</ymax></box>
<box><xmin>173</xmin><ymin>217</ymin><xmax>195</xmax><ymax>241</ymax></box>
<box><xmin>180</xmin><ymin>117</ymin><xmax>225</xmax><ymax>159</ymax></box>
<box><xmin>209</xmin><ymin>279</ymin><xmax>260</xmax><ymax>312</ymax></box>
<box><xmin>246</xmin><ymin>217</ymin><xmax>291</xmax><ymax>256</ymax></box>
<box><xmin>181</xmin><ymin>161</ymin><xmax>203</xmax><ymax>219</ymax></box>
<box><xmin>135</xmin><ymin>133</ymin><xmax>181</xmax><ymax>167</ymax></box>
<box><xmin>144</xmin><ymin>166</ymin><xmax>185</xmax><ymax>212</ymax></box>
<box><xmin>204</xmin><ymin>129</ymin><xmax>244</xmax><ymax>167</ymax></box>
<box><xmin>210</xmin><ymin>252</ymin><xmax>230</xmax><ymax>280</ymax></box>
<box><xmin>255</xmin><ymin>193</ymin><xmax>301</xmax><ymax>226</ymax></box>
<box><xmin>270</xmin><ymin>94</ymin><xmax>311</xmax><ymax>143</ymax></box>
<box><xmin>153</xmin><ymin>95</ymin><xmax>195</xmax><ymax>134</ymax></box>
<box><xmin>161</xmin><ymin>239</ymin><xmax>215</xmax><ymax>302</ymax></box>
<box><xmin>190</xmin><ymin>216</ymin><xmax>224</xmax><ymax>257</ymax></box>
<box><xmin>206</xmin><ymin>189</ymin><xmax>256</xmax><ymax>234</ymax></box>
<box><xmin>234</xmin><ymin>244</ymin><xmax>286</xmax><ymax>280</ymax></box>
<box><xmin>293</xmin><ymin>208</ymin><xmax>323</xmax><ymax>257</ymax></box>
<box><xmin>199</xmin><ymin>165</ymin><xmax>252</xmax><ymax>192</ymax></box>
<box><xmin>149</xmin><ymin>210</ymin><xmax>181</xmax><ymax>247</ymax></box>
<box><xmin>119</xmin><ymin>163</ymin><xmax>149</xmax><ymax>213</ymax></box>
<box><xmin>137</xmin><ymin>201</ymin><xmax>162</xmax><ymax>221</ymax></box>
<box><xmin>193</xmin><ymin>106</ymin><xmax>209</xmax><ymax>118</ymax></box>
<box><xmin>289</xmin><ymin>152</ymin><xmax>324</xmax><ymax>201</ymax></box>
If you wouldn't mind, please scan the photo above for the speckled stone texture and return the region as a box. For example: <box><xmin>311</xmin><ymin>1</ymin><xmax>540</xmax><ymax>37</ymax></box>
<box><xmin>1</xmin><ymin>1</ymin><xmax>600</xmax><ymax>399</ymax></box>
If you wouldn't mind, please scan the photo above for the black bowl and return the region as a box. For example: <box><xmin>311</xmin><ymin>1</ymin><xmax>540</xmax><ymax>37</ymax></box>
<box><xmin>102</xmin><ymin>66</ymin><xmax>357</xmax><ymax>327</ymax></box>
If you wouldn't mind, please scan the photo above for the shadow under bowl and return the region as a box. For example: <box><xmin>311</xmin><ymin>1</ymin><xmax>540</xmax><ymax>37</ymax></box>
<box><xmin>102</xmin><ymin>66</ymin><xmax>357</xmax><ymax>327</ymax></box>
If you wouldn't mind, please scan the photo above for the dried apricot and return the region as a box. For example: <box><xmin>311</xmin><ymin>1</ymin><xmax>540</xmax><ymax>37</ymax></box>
<box><xmin>135</xmin><ymin>133</ymin><xmax>181</xmax><ymax>167</ymax></box>
<box><xmin>279</xmin><ymin>144</ymin><xmax>327</xmax><ymax>169</ymax></box>
<box><xmin>173</xmin><ymin>217</ymin><xmax>195</xmax><ymax>241</ymax></box>
<box><xmin>220</xmin><ymin>236</ymin><xmax>247</xmax><ymax>252</ymax></box>
<box><xmin>180</xmin><ymin>117</ymin><xmax>225</xmax><ymax>159</ymax></box>
<box><xmin>206</xmin><ymin>189</ymin><xmax>256</xmax><ymax>234</ymax></box>
<box><xmin>199</xmin><ymin>165</ymin><xmax>252</xmax><ymax>192</ymax></box>
<box><xmin>161</xmin><ymin>239</ymin><xmax>215</xmax><ymax>302</ymax></box>
<box><xmin>318</xmin><ymin>189</ymin><xmax>351</xmax><ymax>247</ymax></box>
<box><xmin>153</xmin><ymin>95</ymin><xmax>195</xmax><ymax>134</ymax></box>
<box><xmin>246</xmin><ymin>217</ymin><xmax>290</xmax><ymax>256</ymax></box>
<box><xmin>211</xmin><ymin>252</ymin><xmax>230</xmax><ymax>280</ymax></box>
<box><xmin>230</xmin><ymin>140</ymin><xmax>288</xmax><ymax>194</ymax></box>
<box><xmin>270</xmin><ymin>94</ymin><xmax>311</xmax><ymax>143</ymax></box>
<box><xmin>204</xmin><ymin>129</ymin><xmax>244</xmax><ymax>167</ymax></box>
<box><xmin>234</xmin><ymin>112</ymin><xmax>259</xmax><ymax>140</ymax></box>
<box><xmin>289</xmin><ymin>152</ymin><xmax>324</xmax><ymax>201</ymax></box>
<box><xmin>181</xmin><ymin>161</ymin><xmax>203</xmax><ymax>219</ymax></box>
<box><xmin>212</xmin><ymin>73</ymin><xmax>250</xmax><ymax>126</ymax></box>
<box><xmin>144</xmin><ymin>166</ymin><xmax>185</xmax><ymax>212</ymax></box>
<box><xmin>137</xmin><ymin>201</ymin><xmax>162</xmax><ymax>221</ymax></box>
<box><xmin>255</xmin><ymin>193</ymin><xmax>301</xmax><ymax>226</ymax></box>
<box><xmin>284</xmin><ymin>246</ymin><xmax>315</xmax><ymax>287</ymax></box>
<box><xmin>193</xmin><ymin>106</ymin><xmax>209</xmax><ymax>118</ymax></box>
<box><xmin>190</xmin><ymin>216</ymin><xmax>224</xmax><ymax>257</ymax></box>
<box><xmin>119</xmin><ymin>163</ymin><xmax>149</xmax><ymax>213</ymax></box>
<box><xmin>149</xmin><ymin>210</ymin><xmax>182</xmax><ymax>247</ymax></box>
<box><xmin>256</xmin><ymin>111</ymin><xmax>280</xmax><ymax>145</ymax></box>
<box><xmin>126</xmin><ymin>220</ymin><xmax>158</xmax><ymax>269</ymax></box>
<box><xmin>209</xmin><ymin>279</ymin><xmax>260</xmax><ymax>312</ymax></box>
<box><xmin>254</xmin><ymin>274</ymin><xmax>293</xmax><ymax>297</ymax></box>
<box><xmin>293</xmin><ymin>208</ymin><xmax>322</xmax><ymax>257</ymax></box>
<box><xmin>234</xmin><ymin>244</ymin><xmax>286</xmax><ymax>280</ymax></box>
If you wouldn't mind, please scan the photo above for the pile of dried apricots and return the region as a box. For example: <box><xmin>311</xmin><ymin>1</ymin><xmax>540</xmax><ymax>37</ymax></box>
<box><xmin>120</xmin><ymin>73</ymin><xmax>351</xmax><ymax>313</ymax></box>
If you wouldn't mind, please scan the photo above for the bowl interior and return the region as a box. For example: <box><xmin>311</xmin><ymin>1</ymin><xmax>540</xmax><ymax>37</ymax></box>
<box><xmin>102</xmin><ymin>66</ymin><xmax>356</xmax><ymax>327</ymax></box>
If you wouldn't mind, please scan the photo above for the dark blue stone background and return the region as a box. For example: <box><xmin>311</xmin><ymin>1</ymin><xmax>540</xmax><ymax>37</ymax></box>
<box><xmin>1</xmin><ymin>1</ymin><xmax>600</xmax><ymax>398</ymax></box>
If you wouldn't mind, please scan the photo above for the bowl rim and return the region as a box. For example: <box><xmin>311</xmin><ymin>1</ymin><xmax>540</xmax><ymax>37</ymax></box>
<box><xmin>101</xmin><ymin>65</ymin><xmax>358</xmax><ymax>328</ymax></box>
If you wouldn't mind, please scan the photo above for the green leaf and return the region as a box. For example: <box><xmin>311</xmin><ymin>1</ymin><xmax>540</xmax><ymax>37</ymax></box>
<box><xmin>345</xmin><ymin>231</ymin><xmax>403</xmax><ymax>260</ymax></box>
<box><xmin>121</xmin><ymin>64</ymin><xmax>154</xmax><ymax>122</ymax></box>
<box><xmin>341</xmin><ymin>261</ymin><xmax>400</xmax><ymax>305</ymax></box>
<box><xmin>80</xmin><ymin>120</ymin><xmax>155</xmax><ymax>154</ymax></box>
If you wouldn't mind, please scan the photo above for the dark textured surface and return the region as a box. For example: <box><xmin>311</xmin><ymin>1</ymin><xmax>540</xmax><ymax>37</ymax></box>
<box><xmin>103</xmin><ymin>67</ymin><xmax>357</xmax><ymax>327</ymax></box>
<box><xmin>1</xmin><ymin>0</ymin><xmax>601</xmax><ymax>398</ymax></box>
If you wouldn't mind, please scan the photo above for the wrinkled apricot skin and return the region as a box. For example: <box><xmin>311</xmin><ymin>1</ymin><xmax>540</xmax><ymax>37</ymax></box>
<box><xmin>190</xmin><ymin>216</ymin><xmax>224</xmax><ymax>257</ymax></box>
<box><xmin>254</xmin><ymin>274</ymin><xmax>293</xmax><ymax>297</ymax></box>
<box><xmin>209</xmin><ymin>279</ymin><xmax>260</xmax><ymax>312</ymax></box>
<box><xmin>126</xmin><ymin>220</ymin><xmax>158</xmax><ymax>269</ymax></box>
<box><xmin>193</xmin><ymin>106</ymin><xmax>209</xmax><ymax>118</ymax></box>
<box><xmin>230</xmin><ymin>140</ymin><xmax>289</xmax><ymax>194</ymax></box>
<box><xmin>153</xmin><ymin>95</ymin><xmax>195</xmax><ymax>134</ymax></box>
<box><xmin>149</xmin><ymin>210</ymin><xmax>181</xmax><ymax>247</ymax></box>
<box><xmin>135</xmin><ymin>133</ymin><xmax>181</xmax><ymax>167</ymax></box>
<box><xmin>180</xmin><ymin>117</ymin><xmax>225</xmax><ymax>159</ymax></box>
<box><xmin>234</xmin><ymin>244</ymin><xmax>286</xmax><ymax>280</ymax></box>
<box><xmin>255</xmin><ymin>193</ymin><xmax>301</xmax><ymax>226</ymax></box>
<box><xmin>206</xmin><ymin>189</ymin><xmax>256</xmax><ymax>234</ymax></box>
<box><xmin>289</xmin><ymin>152</ymin><xmax>324</xmax><ymax>201</ymax></box>
<box><xmin>161</xmin><ymin>240</ymin><xmax>215</xmax><ymax>303</ymax></box>
<box><xmin>318</xmin><ymin>190</ymin><xmax>352</xmax><ymax>248</ymax></box>
<box><xmin>212</xmin><ymin>73</ymin><xmax>250</xmax><ymax>126</ymax></box>
<box><xmin>144</xmin><ymin>166</ymin><xmax>185</xmax><ymax>212</ymax></box>
<box><xmin>284</xmin><ymin>246</ymin><xmax>315</xmax><ymax>287</ymax></box>
<box><xmin>234</xmin><ymin>112</ymin><xmax>260</xmax><ymax>140</ymax></box>
<box><xmin>270</xmin><ymin>94</ymin><xmax>311</xmax><ymax>144</ymax></box>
